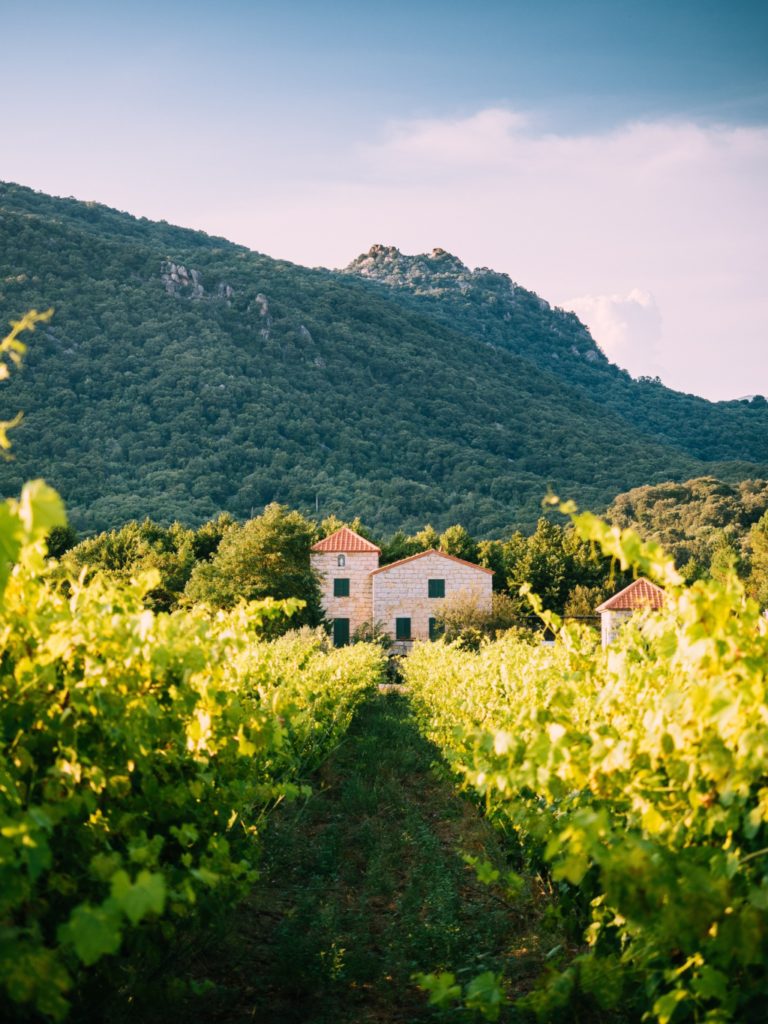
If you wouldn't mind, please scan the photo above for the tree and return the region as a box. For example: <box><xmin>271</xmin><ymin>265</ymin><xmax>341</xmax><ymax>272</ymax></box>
<box><xmin>708</xmin><ymin>531</ymin><xmax>742</xmax><ymax>586</ymax></box>
<box><xmin>191</xmin><ymin>512</ymin><xmax>237</xmax><ymax>561</ymax></box>
<box><xmin>183</xmin><ymin>503</ymin><xmax>323</xmax><ymax>631</ymax></box>
<box><xmin>435</xmin><ymin>592</ymin><xmax>526</xmax><ymax>648</ymax></box>
<box><xmin>380</xmin><ymin>530</ymin><xmax>420</xmax><ymax>565</ymax></box>
<box><xmin>46</xmin><ymin>523</ymin><xmax>79</xmax><ymax>559</ymax></box>
<box><xmin>477</xmin><ymin>539</ymin><xmax>506</xmax><ymax>591</ymax></box>
<box><xmin>439</xmin><ymin>524</ymin><xmax>478</xmax><ymax>562</ymax></box>
<box><xmin>413</xmin><ymin>524</ymin><xmax>440</xmax><ymax>551</ymax></box>
<box><xmin>746</xmin><ymin>511</ymin><xmax>768</xmax><ymax>607</ymax></box>
<box><xmin>61</xmin><ymin>518</ymin><xmax>196</xmax><ymax>611</ymax></box>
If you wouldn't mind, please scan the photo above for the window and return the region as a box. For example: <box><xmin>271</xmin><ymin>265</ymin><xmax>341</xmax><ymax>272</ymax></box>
<box><xmin>337</xmin><ymin>554</ymin><xmax>346</xmax><ymax>567</ymax></box>
<box><xmin>334</xmin><ymin>577</ymin><xmax>350</xmax><ymax>597</ymax></box>
<box><xmin>428</xmin><ymin>578</ymin><xmax>445</xmax><ymax>598</ymax></box>
<box><xmin>429</xmin><ymin>617</ymin><xmax>442</xmax><ymax>640</ymax></box>
<box><xmin>395</xmin><ymin>617</ymin><xmax>411</xmax><ymax>641</ymax></box>
<box><xmin>333</xmin><ymin>618</ymin><xmax>350</xmax><ymax>646</ymax></box>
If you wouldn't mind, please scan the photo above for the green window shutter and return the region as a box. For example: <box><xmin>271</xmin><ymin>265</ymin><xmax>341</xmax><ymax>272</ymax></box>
<box><xmin>334</xmin><ymin>577</ymin><xmax>350</xmax><ymax>597</ymax></box>
<box><xmin>395</xmin><ymin>617</ymin><xmax>411</xmax><ymax>640</ymax></box>
<box><xmin>333</xmin><ymin>618</ymin><xmax>350</xmax><ymax>646</ymax></box>
<box><xmin>429</xmin><ymin>617</ymin><xmax>441</xmax><ymax>640</ymax></box>
<box><xmin>428</xmin><ymin>578</ymin><xmax>445</xmax><ymax>598</ymax></box>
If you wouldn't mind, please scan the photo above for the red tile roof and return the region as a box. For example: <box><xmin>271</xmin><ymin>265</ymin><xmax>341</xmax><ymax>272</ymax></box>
<box><xmin>311</xmin><ymin>526</ymin><xmax>381</xmax><ymax>554</ymax></box>
<box><xmin>596</xmin><ymin>577</ymin><xmax>665</xmax><ymax>612</ymax></box>
<box><xmin>370</xmin><ymin>549</ymin><xmax>494</xmax><ymax>576</ymax></box>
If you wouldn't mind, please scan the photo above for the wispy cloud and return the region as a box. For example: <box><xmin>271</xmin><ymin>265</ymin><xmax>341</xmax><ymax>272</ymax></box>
<box><xmin>329</xmin><ymin>109</ymin><xmax>768</xmax><ymax>398</ymax></box>
<box><xmin>565</xmin><ymin>290</ymin><xmax>663</xmax><ymax>376</ymax></box>
<box><xmin>13</xmin><ymin>101</ymin><xmax>762</xmax><ymax>400</ymax></box>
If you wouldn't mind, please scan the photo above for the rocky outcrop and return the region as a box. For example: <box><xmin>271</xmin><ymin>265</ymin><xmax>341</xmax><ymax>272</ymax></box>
<box><xmin>160</xmin><ymin>261</ymin><xmax>204</xmax><ymax>298</ymax></box>
<box><xmin>343</xmin><ymin>244</ymin><xmax>609</xmax><ymax>366</ymax></box>
<box><xmin>161</xmin><ymin>263</ymin><xmax>236</xmax><ymax>305</ymax></box>
<box><xmin>252</xmin><ymin>293</ymin><xmax>272</xmax><ymax>340</ymax></box>
<box><xmin>343</xmin><ymin>244</ymin><xmax>517</xmax><ymax>303</ymax></box>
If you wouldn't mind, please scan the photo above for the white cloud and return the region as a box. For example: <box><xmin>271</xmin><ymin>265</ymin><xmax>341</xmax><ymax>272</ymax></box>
<box><xmin>316</xmin><ymin>109</ymin><xmax>766</xmax><ymax>399</ymax></box>
<box><xmin>368</xmin><ymin>107</ymin><xmax>530</xmax><ymax>168</ymax></box>
<box><xmin>12</xmin><ymin>103</ymin><xmax>764</xmax><ymax>400</ymax></box>
<box><xmin>565</xmin><ymin>289</ymin><xmax>663</xmax><ymax>376</ymax></box>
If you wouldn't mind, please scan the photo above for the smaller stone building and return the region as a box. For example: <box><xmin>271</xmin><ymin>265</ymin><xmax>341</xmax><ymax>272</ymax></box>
<box><xmin>596</xmin><ymin>577</ymin><xmax>665</xmax><ymax>647</ymax></box>
<box><xmin>310</xmin><ymin>527</ymin><xmax>493</xmax><ymax>649</ymax></box>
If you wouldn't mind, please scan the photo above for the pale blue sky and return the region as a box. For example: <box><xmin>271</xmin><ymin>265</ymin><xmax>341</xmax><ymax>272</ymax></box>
<box><xmin>3</xmin><ymin>1</ymin><xmax>767</xmax><ymax>398</ymax></box>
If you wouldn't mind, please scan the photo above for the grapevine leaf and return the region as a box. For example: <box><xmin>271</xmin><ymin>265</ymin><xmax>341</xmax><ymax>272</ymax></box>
<box><xmin>464</xmin><ymin>970</ymin><xmax>507</xmax><ymax>1021</ymax></box>
<box><xmin>110</xmin><ymin>869</ymin><xmax>166</xmax><ymax>925</ymax></box>
<box><xmin>59</xmin><ymin>902</ymin><xmax>123</xmax><ymax>965</ymax></box>
<box><xmin>18</xmin><ymin>479</ymin><xmax>66</xmax><ymax>539</ymax></box>
<box><xmin>413</xmin><ymin>971</ymin><xmax>461</xmax><ymax>1007</ymax></box>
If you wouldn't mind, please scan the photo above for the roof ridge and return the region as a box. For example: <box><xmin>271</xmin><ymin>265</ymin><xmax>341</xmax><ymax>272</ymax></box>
<box><xmin>596</xmin><ymin>576</ymin><xmax>665</xmax><ymax>612</ymax></box>
<box><xmin>371</xmin><ymin>548</ymin><xmax>493</xmax><ymax>576</ymax></box>
<box><xmin>310</xmin><ymin>526</ymin><xmax>382</xmax><ymax>554</ymax></box>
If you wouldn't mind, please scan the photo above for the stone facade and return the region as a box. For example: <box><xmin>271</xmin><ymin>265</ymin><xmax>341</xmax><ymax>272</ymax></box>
<box><xmin>372</xmin><ymin>551</ymin><xmax>493</xmax><ymax>653</ymax></box>
<box><xmin>311</xmin><ymin>549</ymin><xmax>380</xmax><ymax>639</ymax></box>
<box><xmin>310</xmin><ymin>528</ymin><xmax>494</xmax><ymax>649</ymax></box>
<box><xmin>600</xmin><ymin>608</ymin><xmax>633</xmax><ymax>647</ymax></box>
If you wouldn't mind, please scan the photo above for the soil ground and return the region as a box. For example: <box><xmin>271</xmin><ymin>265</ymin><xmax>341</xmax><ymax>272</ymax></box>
<box><xmin>126</xmin><ymin>692</ymin><xmax>563</xmax><ymax>1023</ymax></box>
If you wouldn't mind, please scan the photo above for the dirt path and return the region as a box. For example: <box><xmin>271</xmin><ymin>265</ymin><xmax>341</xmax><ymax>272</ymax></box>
<box><xmin>154</xmin><ymin>692</ymin><xmax>557</xmax><ymax>1023</ymax></box>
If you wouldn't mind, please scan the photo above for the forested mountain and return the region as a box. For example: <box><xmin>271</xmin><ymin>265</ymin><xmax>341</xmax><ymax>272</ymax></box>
<box><xmin>344</xmin><ymin>245</ymin><xmax>768</xmax><ymax>462</ymax></box>
<box><xmin>1</xmin><ymin>181</ymin><xmax>765</xmax><ymax>535</ymax></box>
<box><xmin>606</xmin><ymin>475</ymin><xmax>768</xmax><ymax>577</ymax></box>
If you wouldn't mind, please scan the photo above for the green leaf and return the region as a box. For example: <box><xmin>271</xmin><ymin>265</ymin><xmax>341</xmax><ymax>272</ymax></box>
<box><xmin>413</xmin><ymin>971</ymin><xmax>461</xmax><ymax>1007</ymax></box>
<box><xmin>110</xmin><ymin>869</ymin><xmax>166</xmax><ymax>925</ymax></box>
<box><xmin>462</xmin><ymin>854</ymin><xmax>500</xmax><ymax>885</ymax></box>
<box><xmin>17</xmin><ymin>479</ymin><xmax>66</xmax><ymax>539</ymax></box>
<box><xmin>691</xmin><ymin>965</ymin><xmax>728</xmax><ymax>1003</ymax></box>
<box><xmin>653</xmin><ymin>988</ymin><xmax>688</xmax><ymax>1024</ymax></box>
<box><xmin>464</xmin><ymin>970</ymin><xmax>506</xmax><ymax>1022</ymax></box>
<box><xmin>60</xmin><ymin>902</ymin><xmax>123</xmax><ymax>965</ymax></box>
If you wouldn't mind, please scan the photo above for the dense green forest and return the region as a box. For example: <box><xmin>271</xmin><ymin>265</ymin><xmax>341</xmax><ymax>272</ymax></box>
<box><xmin>1</xmin><ymin>182</ymin><xmax>766</xmax><ymax>535</ymax></box>
<box><xmin>345</xmin><ymin>245</ymin><xmax>768</xmax><ymax>462</ymax></box>
<box><xmin>606</xmin><ymin>475</ymin><xmax>768</xmax><ymax>599</ymax></box>
<box><xmin>53</xmin><ymin>475</ymin><xmax>768</xmax><ymax>632</ymax></box>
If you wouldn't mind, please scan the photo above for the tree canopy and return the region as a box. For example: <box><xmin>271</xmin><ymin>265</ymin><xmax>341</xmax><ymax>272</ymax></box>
<box><xmin>2</xmin><ymin>182</ymin><xmax>767</xmax><ymax>537</ymax></box>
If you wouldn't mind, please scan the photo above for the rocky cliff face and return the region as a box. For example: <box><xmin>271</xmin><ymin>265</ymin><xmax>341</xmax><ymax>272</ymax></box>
<box><xmin>161</xmin><ymin>261</ymin><xmax>205</xmax><ymax>299</ymax></box>
<box><xmin>344</xmin><ymin>244</ymin><xmax>518</xmax><ymax>303</ymax></box>
<box><xmin>342</xmin><ymin>244</ymin><xmax>605</xmax><ymax>366</ymax></box>
<box><xmin>161</xmin><ymin>261</ymin><xmax>236</xmax><ymax>305</ymax></box>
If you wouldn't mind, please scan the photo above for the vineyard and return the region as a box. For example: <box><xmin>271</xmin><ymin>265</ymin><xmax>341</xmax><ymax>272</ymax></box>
<box><xmin>2</xmin><ymin>324</ymin><xmax>767</xmax><ymax>1023</ymax></box>
<box><xmin>3</xmin><ymin>491</ymin><xmax>766</xmax><ymax>1022</ymax></box>
<box><xmin>0</xmin><ymin>474</ymin><xmax>384</xmax><ymax>1020</ymax></box>
<box><xmin>405</xmin><ymin>509</ymin><xmax>768</xmax><ymax>1022</ymax></box>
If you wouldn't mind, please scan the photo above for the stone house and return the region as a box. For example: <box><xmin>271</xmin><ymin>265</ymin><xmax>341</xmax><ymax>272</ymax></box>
<box><xmin>310</xmin><ymin>527</ymin><xmax>382</xmax><ymax>646</ymax></box>
<box><xmin>595</xmin><ymin>577</ymin><xmax>665</xmax><ymax>647</ymax></box>
<box><xmin>310</xmin><ymin>527</ymin><xmax>493</xmax><ymax>649</ymax></box>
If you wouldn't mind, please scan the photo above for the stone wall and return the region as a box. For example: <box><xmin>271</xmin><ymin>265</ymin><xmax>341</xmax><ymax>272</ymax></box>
<box><xmin>600</xmin><ymin>608</ymin><xmax>632</xmax><ymax>647</ymax></box>
<box><xmin>372</xmin><ymin>553</ymin><xmax>492</xmax><ymax>650</ymax></box>
<box><xmin>311</xmin><ymin>550</ymin><xmax>379</xmax><ymax>636</ymax></box>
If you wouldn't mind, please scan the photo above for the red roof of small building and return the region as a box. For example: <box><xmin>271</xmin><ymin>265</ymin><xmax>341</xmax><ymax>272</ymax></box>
<box><xmin>370</xmin><ymin>549</ymin><xmax>494</xmax><ymax>576</ymax></box>
<box><xmin>595</xmin><ymin>577</ymin><xmax>665</xmax><ymax>612</ymax></box>
<box><xmin>310</xmin><ymin>526</ymin><xmax>381</xmax><ymax>554</ymax></box>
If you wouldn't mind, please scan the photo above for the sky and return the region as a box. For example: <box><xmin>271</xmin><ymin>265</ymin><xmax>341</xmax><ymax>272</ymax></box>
<box><xmin>2</xmin><ymin>0</ymin><xmax>767</xmax><ymax>400</ymax></box>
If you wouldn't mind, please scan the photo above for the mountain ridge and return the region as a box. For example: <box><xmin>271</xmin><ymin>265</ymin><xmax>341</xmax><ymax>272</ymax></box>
<box><xmin>342</xmin><ymin>243</ymin><xmax>768</xmax><ymax>461</ymax></box>
<box><xmin>0</xmin><ymin>181</ymin><xmax>765</xmax><ymax>535</ymax></box>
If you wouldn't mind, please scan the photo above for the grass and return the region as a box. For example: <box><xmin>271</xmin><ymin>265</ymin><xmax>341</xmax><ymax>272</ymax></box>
<box><xmin>119</xmin><ymin>692</ymin><xmax>569</xmax><ymax>1023</ymax></box>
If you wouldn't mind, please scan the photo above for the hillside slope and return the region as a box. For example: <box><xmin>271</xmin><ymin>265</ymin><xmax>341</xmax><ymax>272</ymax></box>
<box><xmin>344</xmin><ymin>245</ymin><xmax>768</xmax><ymax>462</ymax></box>
<box><xmin>0</xmin><ymin>182</ymin><xmax>763</xmax><ymax>534</ymax></box>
